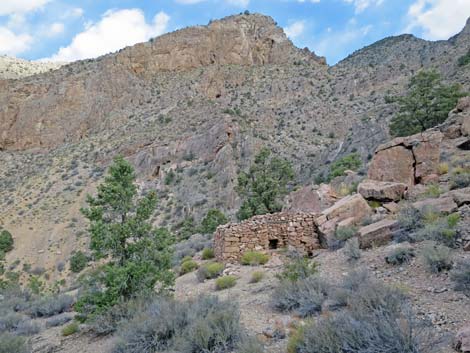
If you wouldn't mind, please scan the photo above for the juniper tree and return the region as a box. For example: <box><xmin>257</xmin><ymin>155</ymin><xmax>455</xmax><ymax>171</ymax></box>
<box><xmin>387</xmin><ymin>70</ymin><xmax>466</xmax><ymax>137</ymax></box>
<box><xmin>236</xmin><ymin>148</ymin><xmax>294</xmax><ymax>220</ymax></box>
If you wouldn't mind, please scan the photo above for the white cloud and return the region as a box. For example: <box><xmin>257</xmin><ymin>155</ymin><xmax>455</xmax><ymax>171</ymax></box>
<box><xmin>284</xmin><ymin>21</ymin><xmax>305</xmax><ymax>39</ymax></box>
<box><xmin>48</xmin><ymin>22</ymin><xmax>65</xmax><ymax>36</ymax></box>
<box><xmin>297</xmin><ymin>0</ymin><xmax>321</xmax><ymax>3</ymax></box>
<box><xmin>45</xmin><ymin>9</ymin><xmax>170</xmax><ymax>62</ymax></box>
<box><xmin>406</xmin><ymin>0</ymin><xmax>470</xmax><ymax>40</ymax></box>
<box><xmin>0</xmin><ymin>0</ymin><xmax>51</xmax><ymax>16</ymax></box>
<box><xmin>175</xmin><ymin>0</ymin><xmax>249</xmax><ymax>6</ymax></box>
<box><xmin>0</xmin><ymin>27</ymin><xmax>32</xmax><ymax>55</ymax></box>
<box><xmin>343</xmin><ymin>0</ymin><xmax>383</xmax><ymax>13</ymax></box>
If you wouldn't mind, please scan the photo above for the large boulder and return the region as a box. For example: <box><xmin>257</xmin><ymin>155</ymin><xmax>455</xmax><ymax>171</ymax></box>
<box><xmin>284</xmin><ymin>184</ymin><xmax>337</xmax><ymax>213</ymax></box>
<box><xmin>358</xmin><ymin>180</ymin><xmax>407</xmax><ymax>202</ymax></box>
<box><xmin>368</xmin><ymin>131</ymin><xmax>443</xmax><ymax>186</ymax></box>
<box><xmin>412</xmin><ymin>196</ymin><xmax>458</xmax><ymax>214</ymax></box>
<box><xmin>316</xmin><ymin>194</ymin><xmax>373</xmax><ymax>245</ymax></box>
<box><xmin>358</xmin><ymin>219</ymin><xmax>399</xmax><ymax>248</ymax></box>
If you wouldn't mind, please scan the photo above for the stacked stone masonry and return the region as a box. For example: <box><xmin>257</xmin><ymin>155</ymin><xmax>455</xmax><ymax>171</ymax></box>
<box><xmin>214</xmin><ymin>212</ymin><xmax>320</xmax><ymax>262</ymax></box>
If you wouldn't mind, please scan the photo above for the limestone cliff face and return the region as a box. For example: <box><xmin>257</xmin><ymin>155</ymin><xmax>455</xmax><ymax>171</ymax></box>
<box><xmin>0</xmin><ymin>14</ymin><xmax>323</xmax><ymax>151</ymax></box>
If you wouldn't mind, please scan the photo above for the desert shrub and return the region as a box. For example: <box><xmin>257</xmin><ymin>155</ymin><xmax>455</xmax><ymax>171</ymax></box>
<box><xmin>415</xmin><ymin>213</ymin><xmax>460</xmax><ymax>246</ymax></box>
<box><xmin>0</xmin><ymin>313</ymin><xmax>27</xmax><ymax>334</ymax></box>
<box><xmin>421</xmin><ymin>243</ymin><xmax>453</xmax><ymax>273</ymax></box>
<box><xmin>272</xmin><ymin>276</ymin><xmax>329</xmax><ymax>317</ymax></box>
<box><xmin>201</xmin><ymin>247</ymin><xmax>215</xmax><ymax>260</ymax></box>
<box><xmin>199</xmin><ymin>209</ymin><xmax>228</xmax><ymax>234</ymax></box>
<box><xmin>396</xmin><ymin>206</ymin><xmax>424</xmax><ymax>236</ymax></box>
<box><xmin>288</xmin><ymin>271</ymin><xmax>423</xmax><ymax>353</ymax></box>
<box><xmin>438</xmin><ymin>163</ymin><xmax>449</xmax><ymax>175</ymax></box>
<box><xmin>15</xmin><ymin>320</ymin><xmax>40</xmax><ymax>335</ymax></box>
<box><xmin>179</xmin><ymin>259</ymin><xmax>198</xmax><ymax>275</ymax></box>
<box><xmin>45</xmin><ymin>313</ymin><xmax>73</xmax><ymax>328</ymax></box>
<box><xmin>173</xmin><ymin>233</ymin><xmax>212</xmax><ymax>265</ymax></box>
<box><xmin>450</xmin><ymin>167</ymin><xmax>470</xmax><ymax>189</ymax></box>
<box><xmin>62</xmin><ymin>322</ymin><xmax>79</xmax><ymax>336</ymax></box>
<box><xmin>451</xmin><ymin>259</ymin><xmax>470</xmax><ymax>297</ymax></box>
<box><xmin>385</xmin><ymin>247</ymin><xmax>415</xmax><ymax>265</ymax></box>
<box><xmin>196</xmin><ymin>262</ymin><xmax>224</xmax><ymax>282</ymax></box>
<box><xmin>343</xmin><ymin>238</ymin><xmax>361</xmax><ymax>262</ymax></box>
<box><xmin>240</xmin><ymin>251</ymin><xmax>269</xmax><ymax>266</ymax></box>
<box><xmin>26</xmin><ymin>294</ymin><xmax>74</xmax><ymax>318</ymax></box>
<box><xmin>424</xmin><ymin>183</ymin><xmax>442</xmax><ymax>198</ymax></box>
<box><xmin>235</xmin><ymin>337</ymin><xmax>264</xmax><ymax>353</ymax></box>
<box><xmin>328</xmin><ymin>226</ymin><xmax>358</xmax><ymax>250</ymax></box>
<box><xmin>70</xmin><ymin>251</ymin><xmax>88</xmax><ymax>273</ymax></box>
<box><xmin>277</xmin><ymin>256</ymin><xmax>319</xmax><ymax>283</ymax></box>
<box><xmin>0</xmin><ymin>333</ymin><xmax>30</xmax><ymax>353</ymax></box>
<box><xmin>250</xmin><ymin>271</ymin><xmax>264</xmax><ymax>283</ymax></box>
<box><xmin>328</xmin><ymin>153</ymin><xmax>362</xmax><ymax>180</ymax></box>
<box><xmin>112</xmin><ymin>295</ymin><xmax>249</xmax><ymax>353</ymax></box>
<box><xmin>458</xmin><ymin>49</ymin><xmax>470</xmax><ymax>66</ymax></box>
<box><xmin>0</xmin><ymin>230</ymin><xmax>14</xmax><ymax>253</ymax></box>
<box><xmin>215</xmin><ymin>275</ymin><xmax>237</xmax><ymax>290</ymax></box>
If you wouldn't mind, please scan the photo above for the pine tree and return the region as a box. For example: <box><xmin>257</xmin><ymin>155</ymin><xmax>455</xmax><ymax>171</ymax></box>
<box><xmin>78</xmin><ymin>156</ymin><xmax>174</xmax><ymax>313</ymax></box>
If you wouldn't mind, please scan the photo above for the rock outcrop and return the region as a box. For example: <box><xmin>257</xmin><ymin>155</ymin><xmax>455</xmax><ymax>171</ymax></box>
<box><xmin>283</xmin><ymin>184</ymin><xmax>337</xmax><ymax>213</ymax></box>
<box><xmin>368</xmin><ymin>131</ymin><xmax>443</xmax><ymax>185</ymax></box>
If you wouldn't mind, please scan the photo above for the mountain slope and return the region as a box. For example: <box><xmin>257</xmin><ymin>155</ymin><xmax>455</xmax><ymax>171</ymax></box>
<box><xmin>0</xmin><ymin>13</ymin><xmax>469</xmax><ymax>278</ymax></box>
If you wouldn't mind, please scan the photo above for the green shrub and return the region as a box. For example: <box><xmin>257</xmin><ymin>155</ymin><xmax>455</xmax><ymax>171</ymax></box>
<box><xmin>69</xmin><ymin>251</ymin><xmax>88</xmax><ymax>273</ymax></box>
<box><xmin>240</xmin><ymin>251</ymin><xmax>269</xmax><ymax>266</ymax></box>
<box><xmin>199</xmin><ymin>209</ymin><xmax>228</xmax><ymax>234</ymax></box>
<box><xmin>196</xmin><ymin>262</ymin><xmax>224</xmax><ymax>282</ymax></box>
<box><xmin>451</xmin><ymin>259</ymin><xmax>470</xmax><ymax>297</ymax></box>
<box><xmin>0</xmin><ymin>333</ymin><xmax>30</xmax><ymax>353</ymax></box>
<box><xmin>277</xmin><ymin>256</ymin><xmax>318</xmax><ymax>282</ymax></box>
<box><xmin>423</xmin><ymin>183</ymin><xmax>442</xmax><ymax>198</ymax></box>
<box><xmin>249</xmin><ymin>271</ymin><xmax>264</xmax><ymax>283</ymax></box>
<box><xmin>215</xmin><ymin>275</ymin><xmax>237</xmax><ymax>290</ymax></box>
<box><xmin>385</xmin><ymin>247</ymin><xmax>415</xmax><ymax>265</ymax></box>
<box><xmin>335</xmin><ymin>226</ymin><xmax>358</xmax><ymax>241</ymax></box>
<box><xmin>0</xmin><ymin>230</ymin><xmax>14</xmax><ymax>253</ymax></box>
<box><xmin>450</xmin><ymin>167</ymin><xmax>470</xmax><ymax>189</ymax></box>
<box><xmin>421</xmin><ymin>243</ymin><xmax>453</xmax><ymax>273</ymax></box>
<box><xmin>201</xmin><ymin>248</ymin><xmax>215</xmax><ymax>260</ymax></box>
<box><xmin>328</xmin><ymin>153</ymin><xmax>361</xmax><ymax>180</ymax></box>
<box><xmin>62</xmin><ymin>322</ymin><xmax>79</xmax><ymax>336</ymax></box>
<box><xmin>180</xmin><ymin>259</ymin><xmax>198</xmax><ymax>275</ymax></box>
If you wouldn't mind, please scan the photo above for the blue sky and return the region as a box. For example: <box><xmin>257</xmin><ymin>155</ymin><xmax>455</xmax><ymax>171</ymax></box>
<box><xmin>0</xmin><ymin>0</ymin><xmax>469</xmax><ymax>65</ymax></box>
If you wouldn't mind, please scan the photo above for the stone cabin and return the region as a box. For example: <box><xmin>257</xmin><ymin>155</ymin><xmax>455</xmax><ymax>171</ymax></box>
<box><xmin>213</xmin><ymin>212</ymin><xmax>320</xmax><ymax>262</ymax></box>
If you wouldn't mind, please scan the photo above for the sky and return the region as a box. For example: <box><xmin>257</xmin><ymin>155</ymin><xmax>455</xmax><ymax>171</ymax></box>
<box><xmin>0</xmin><ymin>0</ymin><xmax>469</xmax><ymax>65</ymax></box>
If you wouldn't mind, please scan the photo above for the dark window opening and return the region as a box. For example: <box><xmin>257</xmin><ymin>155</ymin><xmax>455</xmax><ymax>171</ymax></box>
<box><xmin>269</xmin><ymin>239</ymin><xmax>279</xmax><ymax>249</ymax></box>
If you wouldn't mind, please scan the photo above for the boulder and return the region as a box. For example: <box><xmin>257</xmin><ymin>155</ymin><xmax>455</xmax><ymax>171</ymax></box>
<box><xmin>316</xmin><ymin>194</ymin><xmax>373</xmax><ymax>245</ymax></box>
<box><xmin>412</xmin><ymin>197</ymin><xmax>458</xmax><ymax>214</ymax></box>
<box><xmin>358</xmin><ymin>180</ymin><xmax>407</xmax><ymax>202</ymax></box>
<box><xmin>368</xmin><ymin>131</ymin><xmax>443</xmax><ymax>185</ymax></box>
<box><xmin>454</xmin><ymin>325</ymin><xmax>470</xmax><ymax>352</ymax></box>
<box><xmin>442</xmin><ymin>187</ymin><xmax>470</xmax><ymax>207</ymax></box>
<box><xmin>368</xmin><ymin>145</ymin><xmax>415</xmax><ymax>185</ymax></box>
<box><xmin>383</xmin><ymin>202</ymin><xmax>400</xmax><ymax>213</ymax></box>
<box><xmin>358</xmin><ymin>219</ymin><xmax>399</xmax><ymax>248</ymax></box>
<box><xmin>284</xmin><ymin>184</ymin><xmax>337</xmax><ymax>213</ymax></box>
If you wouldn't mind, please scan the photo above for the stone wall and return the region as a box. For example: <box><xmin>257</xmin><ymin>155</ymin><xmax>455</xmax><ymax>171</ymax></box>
<box><xmin>214</xmin><ymin>213</ymin><xmax>320</xmax><ymax>262</ymax></box>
